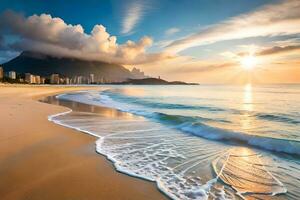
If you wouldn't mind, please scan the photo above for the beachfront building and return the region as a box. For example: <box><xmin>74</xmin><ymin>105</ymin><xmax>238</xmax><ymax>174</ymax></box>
<box><xmin>77</xmin><ymin>76</ymin><xmax>83</xmax><ymax>84</ymax></box>
<box><xmin>0</xmin><ymin>66</ymin><xmax>3</xmax><ymax>80</ymax></box>
<box><xmin>40</xmin><ymin>77</ymin><xmax>45</xmax><ymax>84</ymax></box>
<box><xmin>25</xmin><ymin>73</ymin><xmax>35</xmax><ymax>84</ymax></box>
<box><xmin>34</xmin><ymin>75</ymin><xmax>41</xmax><ymax>84</ymax></box>
<box><xmin>65</xmin><ymin>77</ymin><xmax>70</xmax><ymax>84</ymax></box>
<box><xmin>89</xmin><ymin>74</ymin><xmax>95</xmax><ymax>84</ymax></box>
<box><xmin>9</xmin><ymin>71</ymin><xmax>16</xmax><ymax>79</ymax></box>
<box><xmin>50</xmin><ymin>74</ymin><xmax>59</xmax><ymax>84</ymax></box>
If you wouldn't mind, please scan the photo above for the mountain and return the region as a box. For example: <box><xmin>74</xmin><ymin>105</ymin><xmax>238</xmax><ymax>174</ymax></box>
<box><xmin>1</xmin><ymin>51</ymin><xmax>146</xmax><ymax>82</ymax></box>
<box><xmin>113</xmin><ymin>78</ymin><xmax>198</xmax><ymax>85</ymax></box>
<box><xmin>131</xmin><ymin>67</ymin><xmax>148</xmax><ymax>79</ymax></box>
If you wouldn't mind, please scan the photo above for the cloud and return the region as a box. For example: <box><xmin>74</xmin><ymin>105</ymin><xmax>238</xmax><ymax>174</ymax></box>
<box><xmin>257</xmin><ymin>45</ymin><xmax>300</xmax><ymax>56</ymax></box>
<box><xmin>165</xmin><ymin>27</ymin><xmax>180</xmax><ymax>36</ymax></box>
<box><xmin>166</xmin><ymin>0</ymin><xmax>300</xmax><ymax>53</ymax></box>
<box><xmin>170</xmin><ymin>61</ymin><xmax>236</xmax><ymax>74</ymax></box>
<box><xmin>0</xmin><ymin>10</ymin><xmax>172</xmax><ymax>64</ymax></box>
<box><xmin>121</xmin><ymin>0</ymin><xmax>147</xmax><ymax>35</ymax></box>
<box><xmin>220</xmin><ymin>51</ymin><xmax>239</xmax><ymax>59</ymax></box>
<box><xmin>223</xmin><ymin>44</ymin><xmax>300</xmax><ymax>59</ymax></box>
<box><xmin>0</xmin><ymin>50</ymin><xmax>18</xmax><ymax>63</ymax></box>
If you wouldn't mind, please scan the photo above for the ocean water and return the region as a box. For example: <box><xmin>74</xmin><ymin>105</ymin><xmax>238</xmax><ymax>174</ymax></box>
<box><xmin>49</xmin><ymin>84</ymin><xmax>300</xmax><ymax>200</ymax></box>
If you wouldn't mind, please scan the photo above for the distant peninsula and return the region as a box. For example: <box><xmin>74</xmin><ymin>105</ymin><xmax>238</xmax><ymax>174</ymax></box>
<box><xmin>112</xmin><ymin>78</ymin><xmax>199</xmax><ymax>85</ymax></box>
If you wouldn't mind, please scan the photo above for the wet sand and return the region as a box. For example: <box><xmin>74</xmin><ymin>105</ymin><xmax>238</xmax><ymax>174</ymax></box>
<box><xmin>0</xmin><ymin>85</ymin><xmax>167</xmax><ymax>200</ymax></box>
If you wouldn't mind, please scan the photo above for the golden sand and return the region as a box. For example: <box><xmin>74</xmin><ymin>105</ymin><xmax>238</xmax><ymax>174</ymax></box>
<box><xmin>0</xmin><ymin>85</ymin><xmax>166</xmax><ymax>200</ymax></box>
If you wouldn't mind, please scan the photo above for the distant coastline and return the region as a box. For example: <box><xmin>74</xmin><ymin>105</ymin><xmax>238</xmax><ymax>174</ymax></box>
<box><xmin>111</xmin><ymin>78</ymin><xmax>199</xmax><ymax>85</ymax></box>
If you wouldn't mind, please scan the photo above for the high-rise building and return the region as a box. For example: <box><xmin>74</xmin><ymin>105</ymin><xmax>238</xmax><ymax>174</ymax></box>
<box><xmin>65</xmin><ymin>77</ymin><xmax>70</xmax><ymax>84</ymax></box>
<box><xmin>77</xmin><ymin>76</ymin><xmax>83</xmax><ymax>84</ymax></box>
<box><xmin>89</xmin><ymin>74</ymin><xmax>95</xmax><ymax>84</ymax></box>
<box><xmin>9</xmin><ymin>71</ymin><xmax>16</xmax><ymax>79</ymax></box>
<box><xmin>25</xmin><ymin>73</ymin><xmax>35</xmax><ymax>84</ymax></box>
<box><xmin>34</xmin><ymin>75</ymin><xmax>41</xmax><ymax>84</ymax></box>
<box><xmin>50</xmin><ymin>74</ymin><xmax>59</xmax><ymax>84</ymax></box>
<box><xmin>0</xmin><ymin>66</ymin><xmax>3</xmax><ymax>80</ymax></box>
<box><xmin>70</xmin><ymin>77</ymin><xmax>75</xmax><ymax>84</ymax></box>
<box><xmin>25</xmin><ymin>73</ymin><xmax>30</xmax><ymax>83</ymax></box>
<box><xmin>40</xmin><ymin>77</ymin><xmax>46</xmax><ymax>84</ymax></box>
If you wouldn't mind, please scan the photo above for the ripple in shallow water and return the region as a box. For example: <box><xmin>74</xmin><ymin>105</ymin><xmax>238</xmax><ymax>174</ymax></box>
<box><xmin>45</xmin><ymin>94</ymin><xmax>300</xmax><ymax>200</ymax></box>
<box><xmin>213</xmin><ymin>147</ymin><xmax>287</xmax><ymax>198</ymax></box>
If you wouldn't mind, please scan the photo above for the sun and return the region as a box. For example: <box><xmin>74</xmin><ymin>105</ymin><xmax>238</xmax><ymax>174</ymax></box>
<box><xmin>241</xmin><ymin>55</ymin><xmax>257</xmax><ymax>70</ymax></box>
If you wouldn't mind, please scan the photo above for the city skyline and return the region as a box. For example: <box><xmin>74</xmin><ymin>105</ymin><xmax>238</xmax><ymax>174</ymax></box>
<box><xmin>0</xmin><ymin>65</ymin><xmax>148</xmax><ymax>84</ymax></box>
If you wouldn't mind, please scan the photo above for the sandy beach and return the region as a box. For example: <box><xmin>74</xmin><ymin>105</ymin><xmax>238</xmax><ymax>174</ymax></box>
<box><xmin>0</xmin><ymin>84</ymin><xmax>167</xmax><ymax>200</ymax></box>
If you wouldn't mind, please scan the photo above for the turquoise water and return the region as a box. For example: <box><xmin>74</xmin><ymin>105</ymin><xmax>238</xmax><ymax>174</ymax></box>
<box><xmin>54</xmin><ymin>84</ymin><xmax>300</xmax><ymax>199</ymax></box>
<box><xmin>101</xmin><ymin>85</ymin><xmax>300</xmax><ymax>144</ymax></box>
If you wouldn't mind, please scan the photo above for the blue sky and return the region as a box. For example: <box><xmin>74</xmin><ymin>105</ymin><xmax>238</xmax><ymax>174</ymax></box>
<box><xmin>0</xmin><ymin>0</ymin><xmax>299</xmax><ymax>83</ymax></box>
<box><xmin>0</xmin><ymin>0</ymin><xmax>275</xmax><ymax>44</ymax></box>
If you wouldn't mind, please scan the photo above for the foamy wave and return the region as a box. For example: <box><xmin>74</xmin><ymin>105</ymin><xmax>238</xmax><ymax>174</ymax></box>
<box><xmin>48</xmin><ymin>108</ymin><xmax>232</xmax><ymax>200</ymax></box>
<box><xmin>57</xmin><ymin>91</ymin><xmax>300</xmax><ymax>156</ymax></box>
<box><xmin>176</xmin><ymin>119</ymin><xmax>300</xmax><ymax>156</ymax></box>
<box><xmin>49</xmin><ymin>91</ymin><xmax>300</xmax><ymax>199</ymax></box>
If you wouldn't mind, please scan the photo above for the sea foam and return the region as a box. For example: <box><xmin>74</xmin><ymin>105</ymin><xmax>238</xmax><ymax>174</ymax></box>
<box><xmin>57</xmin><ymin>91</ymin><xmax>300</xmax><ymax>156</ymax></box>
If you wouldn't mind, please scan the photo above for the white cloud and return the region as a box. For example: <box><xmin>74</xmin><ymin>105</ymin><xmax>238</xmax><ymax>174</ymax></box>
<box><xmin>165</xmin><ymin>27</ymin><xmax>180</xmax><ymax>36</ymax></box>
<box><xmin>166</xmin><ymin>0</ymin><xmax>300</xmax><ymax>53</ymax></box>
<box><xmin>220</xmin><ymin>51</ymin><xmax>239</xmax><ymax>59</ymax></box>
<box><xmin>0</xmin><ymin>11</ymin><xmax>172</xmax><ymax>64</ymax></box>
<box><xmin>121</xmin><ymin>0</ymin><xmax>147</xmax><ymax>35</ymax></box>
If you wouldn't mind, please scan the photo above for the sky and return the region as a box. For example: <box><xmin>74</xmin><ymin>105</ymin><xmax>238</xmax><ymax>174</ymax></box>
<box><xmin>0</xmin><ymin>0</ymin><xmax>299</xmax><ymax>84</ymax></box>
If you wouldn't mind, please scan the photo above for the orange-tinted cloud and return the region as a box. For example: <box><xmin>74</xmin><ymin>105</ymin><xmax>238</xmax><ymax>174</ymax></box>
<box><xmin>166</xmin><ymin>0</ymin><xmax>300</xmax><ymax>53</ymax></box>
<box><xmin>257</xmin><ymin>45</ymin><xmax>300</xmax><ymax>56</ymax></box>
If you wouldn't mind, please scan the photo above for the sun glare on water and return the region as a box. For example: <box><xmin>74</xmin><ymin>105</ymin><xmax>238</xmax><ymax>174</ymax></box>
<box><xmin>241</xmin><ymin>55</ymin><xmax>257</xmax><ymax>70</ymax></box>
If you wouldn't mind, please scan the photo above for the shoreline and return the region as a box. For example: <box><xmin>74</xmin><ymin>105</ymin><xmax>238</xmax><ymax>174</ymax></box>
<box><xmin>51</xmin><ymin>87</ymin><xmax>298</xmax><ymax>200</ymax></box>
<box><xmin>44</xmin><ymin>99</ymin><xmax>160</xmax><ymax>186</ymax></box>
<box><xmin>0</xmin><ymin>85</ymin><xmax>167</xmax><ymax>200</ymax></box>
